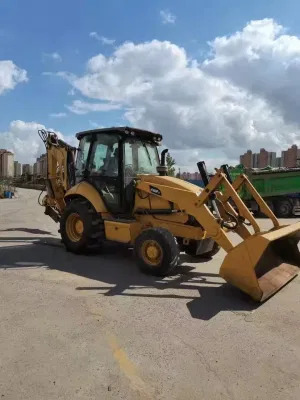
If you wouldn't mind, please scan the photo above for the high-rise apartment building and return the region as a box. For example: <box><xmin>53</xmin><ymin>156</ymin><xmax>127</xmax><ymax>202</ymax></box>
<box><xmin>0</xmin><ymin>150</ymin><xmax>14</xmax><ymax>177</ymax></box>
<box><xmin>14</xmin><ymin>161</ymin><xmax>22</xmax><ymax>177</ymax></box>
<box><xmin>240</xmin><ymin>144</ymin><xmax>300</xmax><ymax>168</ymax></box>
<box><xmin>36</xmin><ymin>153</ymin><xmax>47</xmax><ymax>177</ymax></box>
<box><xmin>22</xmin><ymin>164</ymin><xmax>33</xmax><ymax>175</ymax></box>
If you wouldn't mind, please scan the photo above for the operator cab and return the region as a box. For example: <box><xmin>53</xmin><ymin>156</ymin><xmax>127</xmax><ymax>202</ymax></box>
<box><xmin>75</xmin><ymin>126</ymin><xmax>162</xmax><ymax>214</ymax></box>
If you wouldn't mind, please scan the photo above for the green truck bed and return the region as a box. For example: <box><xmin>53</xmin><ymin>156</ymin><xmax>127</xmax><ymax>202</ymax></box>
<box><xmin>229</xmin><ymin>165</ymin><xmax>300</xmax><ymax>217</ymax></box>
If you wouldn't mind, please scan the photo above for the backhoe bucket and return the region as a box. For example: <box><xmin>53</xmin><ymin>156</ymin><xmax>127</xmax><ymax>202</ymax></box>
<box><xmin>220</xmin><ymin>222</ymin><xmax>300</xmax><ymax>301</ymax></box>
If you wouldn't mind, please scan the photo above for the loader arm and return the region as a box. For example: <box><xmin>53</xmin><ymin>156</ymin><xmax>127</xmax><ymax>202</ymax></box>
<box><xmin>38</xmin><ymin>129</ymin><xmax>76</xmax><ymax>216</ymax></box>
<box><xmin>136</xmin><ymin>172</ymin><xmax>252</xmax><ymax>252</ymax></box>
<box><xmin>136</xmin><ymin>172</ymin><xmax>300</xmax><ymax>302</ymax></box>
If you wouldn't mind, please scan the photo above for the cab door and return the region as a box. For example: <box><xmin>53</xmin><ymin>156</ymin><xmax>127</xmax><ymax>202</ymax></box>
<box><xmin>87</xmin><ymin>133</ymin><xmax>122</xmax><ymax>213</ymax></box>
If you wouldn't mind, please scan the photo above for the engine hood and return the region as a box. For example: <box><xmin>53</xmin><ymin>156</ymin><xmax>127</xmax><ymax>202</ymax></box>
<box><xmin>137</xmin><ymin>174</ymin><xmax>203</xmax><ymax>194</ymax></box>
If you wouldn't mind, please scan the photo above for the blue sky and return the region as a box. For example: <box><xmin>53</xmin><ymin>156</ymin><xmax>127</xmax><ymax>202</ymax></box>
<box><xmin>1</xmin><ymin>0</ymin><xmax>300</xmax><ymax>168</ymax></box>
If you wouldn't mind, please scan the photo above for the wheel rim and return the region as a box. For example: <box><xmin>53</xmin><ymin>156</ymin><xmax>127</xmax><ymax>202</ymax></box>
<box><xmin>66</xmin><ymin>213</ymin><xmax>84</xmax><ymax>242</ymax></box>
<box><xmin>279</xmin><ymin>202</ymin><xmax>290</xmax><ymax>216</ymax></box>
<box><xmin>141</xmin><ymin>240</ymin><xmax>163</xmax><ymax>266</ymax></box>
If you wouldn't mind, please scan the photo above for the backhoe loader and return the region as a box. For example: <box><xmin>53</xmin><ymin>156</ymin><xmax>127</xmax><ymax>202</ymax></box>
<box><xmin>38</xmin><ymin>127</ymin><xmax>300</xmax><ymax>302</ymax></box>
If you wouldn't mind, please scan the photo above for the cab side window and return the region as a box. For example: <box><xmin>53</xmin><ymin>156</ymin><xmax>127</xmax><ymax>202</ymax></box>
<box><xmin>89</xmin><ymin>134</ymin><xmax>119</xmax><ymax>177</ymax></box>
<box><xmin>76</xmin><ymin>136</ymin><xmax>92</xmax><ymax>178</ymax></box>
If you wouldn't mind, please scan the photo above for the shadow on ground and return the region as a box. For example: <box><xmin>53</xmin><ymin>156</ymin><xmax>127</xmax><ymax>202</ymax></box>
<box><xmin>0</xmin><ymin>236</ymin><xmax>259</xmax><ymax>320</ymax></box>
<box><xmin>0</xmin><ymin>227</ymin><xmax>53</xmax><ymax>235</ymax></box>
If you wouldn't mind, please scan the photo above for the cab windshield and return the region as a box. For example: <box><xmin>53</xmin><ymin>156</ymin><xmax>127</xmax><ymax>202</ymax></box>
<box><xmin>124</xmin><ymin>139</ymin><xmax>159</xmax><ymax>175</ymax></box>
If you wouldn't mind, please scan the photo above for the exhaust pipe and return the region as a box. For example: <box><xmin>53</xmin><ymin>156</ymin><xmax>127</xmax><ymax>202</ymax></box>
<box><xmin>157</xmin><ymin>148</ymin><xmax>168</xmax><ymax>176</ymax></box>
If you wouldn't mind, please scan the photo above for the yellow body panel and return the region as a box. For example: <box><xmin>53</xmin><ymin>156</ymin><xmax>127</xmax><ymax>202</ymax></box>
<box><xmin>104</xmin><ymin>220</ymin><xmax>142</xmax><ymax>243</ymax></box>
<box><xmin>138</xmin><ymin>217</ymin><xmax>205</xmax><ymax>240</ymax></box>
<box><xmin>134</xmin><ymin>189</ymin><xmax>188</xmax><ymax>225</ymax></box>
<box><xmin>65</xmin><ymin>181</ymin><xmax>108</xmax><ymax>214</ymax></box>
<box><xmin>136</xmin><ymin>175</ymin><xmax>234</xmax><ymax>252</ymax></box>
<box><xmin>137</xmin><ymin>174</ymin><xmax>202</xmax><ymax>193</ymax></box>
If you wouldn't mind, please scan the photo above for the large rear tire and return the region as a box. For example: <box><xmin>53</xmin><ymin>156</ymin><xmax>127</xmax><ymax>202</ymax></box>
<box><xmin>60</xmin><ymin>198</ymin><xmax>105</xmax><ymax>253</ymax></box>
<box><xmin>135</xmin><ymin>228</ymin><xmax>179</xmax><ymax>276</ymax></box>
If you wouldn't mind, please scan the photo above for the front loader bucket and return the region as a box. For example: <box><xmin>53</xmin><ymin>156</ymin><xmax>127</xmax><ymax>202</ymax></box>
<box><xmin>220</xmin><ymin>222</ymin><xmax>300</xmax><ymax>302</ymax></box>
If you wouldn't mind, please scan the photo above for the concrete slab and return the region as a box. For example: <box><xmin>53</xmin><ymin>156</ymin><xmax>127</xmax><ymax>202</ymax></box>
<box><xmin>0</xmin><ymin>189</ymin><xmax>299</xmax><ymax>399</ymax></box>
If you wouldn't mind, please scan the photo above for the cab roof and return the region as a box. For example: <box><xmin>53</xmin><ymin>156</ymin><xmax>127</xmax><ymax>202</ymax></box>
<box><xmin>76</xmin><ymin>126</ymin><xmax>162</xmax><ymax>144</ymax></box>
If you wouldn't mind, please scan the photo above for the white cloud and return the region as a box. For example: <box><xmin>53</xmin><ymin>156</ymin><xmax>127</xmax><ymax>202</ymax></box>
<box><xmin>66</xmin><ymin>99</ymin><xmax>121</xmax><ymax>114</ymax></box>
<box><xmin>55</xmin><ymin>19</ymin><xmax>300</xmax><ymax>168</ymax></box>
<box><xmin>89</xmin><ymin>32</ymin><xmax>115</xmax><ymax>45</ymax></box>
<box><xmin>0</xmin><ymin>60</ymin><xmax>28</xmax><ymax>95</ymax></box>
<box><xmin>0</xmin><ymin>120</ymin><xmax>77</xmax><ymax>164</ymax></box>
<box><xmin>49</xmin><ymin>112</ymin><xmax>67</xmax><ymax>118</ymax></box>
<box><xmin>203</xmin><ymin>18</ymin><xmax>300</xmax><ymax>127</ymax></box>
<box><xmin>42</xmin><ymin>52</ymin><xmax>62</xmax><ymax>62</ymax></box>
<box><xmin>170</xmin><ymin>148</ymin><xmax>236</xmax><ymax>173</ymax></box>
<box><xmin>0</xmin><ymin>121</ymin><xmax>59</xmax><ymax>163</ymax></box>
<box><xmin>160</xmin><ymin>10</ymin><xmax>176</xmax><ymax>24</ymax></box>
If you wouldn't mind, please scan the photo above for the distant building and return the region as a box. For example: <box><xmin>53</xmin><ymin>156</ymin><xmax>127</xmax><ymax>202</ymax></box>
<box><xmin>281</xmin><ymin>145</ymin><xmax>300</xmax><ymax>168</ymax></box>
<box><xmin>275</xmin><ymin>157</ymin><xmax>282</xmax><ymax>168</ymax></box>
<box><xmin>22</xmin><ymin>164</ymin><xmax>33</xmax><ymax>175</ymax></box>
<box><xmin>268</xmin><ymin>152</ymin><xmax>276</xmax><ymax>167</ymax></box>
<box><xmin>190</xmin><ymin>172</ymin><xmax>201</xmax><ymax>180</ymax></box>
<box><xmin>178</xmin><ymin>171</ymin><xmax>203</xmax><ymax>185</ymax></box>
<box><xmin>33</xmin><ymin>162</ymin><xmax>38</xmax><ymax>176</ymax></box>
<box><xmin>257</xmin><ymin>149</ymin><xmax>268</xmax><ymax>168</ymax></box>
<box><xmin>240</xmin><ymin>144</ymin><xmax>300</xmax><ymax>169</ymax></box>
<box><xmin>252</xmin><ymin>153</ymin><xmax>259</xmax><ymax>168</ymax></box>
<box><xmin>14</xmin><ymin>161</ymin><xmax>22</xmax><ymax>177</ymax></box>
<box><xmin>0</xmin><ymin>150</ymin><xmax>14</xmax><ymax>177</ymax></box>
<box><xmin>36</xmin><ymin>153</ymin><xmax>47</xmax><ymax>177</ymax></box>
<box><xmin>240</xmin><ymin>150</ymin><xmax>252</xmax><ymax>168</ymax></box>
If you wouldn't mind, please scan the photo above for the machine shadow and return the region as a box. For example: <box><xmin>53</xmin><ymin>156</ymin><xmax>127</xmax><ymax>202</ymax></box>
<box><xmin>0</xmin><ymin>228</ymin><xmax>53</xmax><ymax>235</ymax></box>
<box><xmin>0</xmin><ymin>236</ymin><xmax>259</xmax><ymax>320</ymax></box>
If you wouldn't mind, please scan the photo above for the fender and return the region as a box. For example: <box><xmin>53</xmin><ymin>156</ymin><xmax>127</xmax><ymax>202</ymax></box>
<box><xmin>65</xmin><ymin>181</ymin><xmax>108</xmax><ymax>213</ymax></box>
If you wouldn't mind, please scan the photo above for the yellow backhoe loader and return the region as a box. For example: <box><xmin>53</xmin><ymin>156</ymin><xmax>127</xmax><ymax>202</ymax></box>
<box><xmin>38</xmin><ymin>127</ymin><xmax>300</xmax><ymax>302</ymax></box>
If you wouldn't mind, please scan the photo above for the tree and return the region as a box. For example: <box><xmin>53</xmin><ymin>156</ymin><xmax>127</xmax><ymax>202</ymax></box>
<box><xmin>166</xmin><ymin>153</ymin><xmax>176</xmax><ymax>177</ymax></box>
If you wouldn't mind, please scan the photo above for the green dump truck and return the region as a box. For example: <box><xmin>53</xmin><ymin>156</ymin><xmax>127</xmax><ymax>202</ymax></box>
<box><xmin>230</xmin><ymin>165</ymin><xmax>300</xmax><ymax>217</ymax></box>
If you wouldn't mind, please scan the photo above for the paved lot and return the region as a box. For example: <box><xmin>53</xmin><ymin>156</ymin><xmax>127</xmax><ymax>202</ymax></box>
<box><xmin>0</xmin><ymin>188</ymin><xmax>299</xmax><ymax>400</ymax></box>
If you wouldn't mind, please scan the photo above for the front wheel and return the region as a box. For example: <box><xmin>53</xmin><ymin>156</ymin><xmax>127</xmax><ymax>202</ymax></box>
<box><xmin>135</xmin><ymin>228</ymin><xmax>179</xmax><ymax>276</ymax></box>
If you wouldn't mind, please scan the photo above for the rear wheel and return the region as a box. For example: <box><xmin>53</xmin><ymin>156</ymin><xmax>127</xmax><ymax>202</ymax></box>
<box><xmin>135</xmin><ymin>228</ymin><xmax>179</xmax><ymax>276</ymax></box>
<box><xmin>60</xmin><ymin>198</ymin><xmax>105</xmax><ymax>253</ymax></box>
<box><xmin>266</xmin><ymin>200</ymin><xmax>274</xmax><ymax>213</ymax></box>
<box><xmin>258</xmin><ymin>199</ymin><xmax>274</xmax><ymax>217</ymax></box>
<box><xmin>275</xmin><ymin>199</ymin><xmax>292</xmax><ymax>218</ymax></box>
